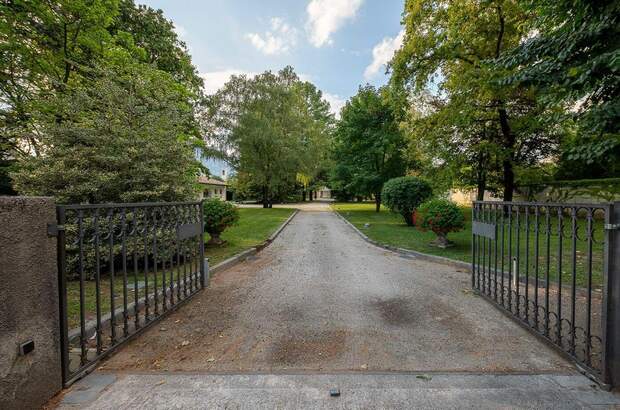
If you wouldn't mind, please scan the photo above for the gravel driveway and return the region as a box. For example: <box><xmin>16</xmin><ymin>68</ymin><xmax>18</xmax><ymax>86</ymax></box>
<box><xmin>102</xmin><ymin>207</ymin><xmax>572</xmax><ymax>373</ymax></box>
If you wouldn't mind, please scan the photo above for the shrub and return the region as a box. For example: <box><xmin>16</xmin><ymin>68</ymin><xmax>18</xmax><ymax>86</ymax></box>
<box><xmin>202</xmin><ymin>199</ymin><xmax>239</xmax><ymax>246</ymax></box>
<box><xmin>381</xmin><ymin>176</ymin><xmax>432</xmax><ymax>225</ymax></box>
<box><xmin>415</xmin><ymin>198</ymin><xmax>465</xmax><ymax>248</ymax></box>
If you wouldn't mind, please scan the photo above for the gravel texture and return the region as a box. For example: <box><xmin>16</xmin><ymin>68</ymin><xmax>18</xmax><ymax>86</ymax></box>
<box><xmin>102</xmin><ymin>207</ymin><xmax>573</xmax><ymax>373</ymax></box>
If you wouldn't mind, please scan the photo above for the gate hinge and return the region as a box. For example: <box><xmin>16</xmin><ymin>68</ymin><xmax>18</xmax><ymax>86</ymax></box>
<box><xmin>47</xmin><ymin>223</ymin><xmax>65</xmax><ymax>237</ymax></box>
<box><xmin>604</xmin><ymin>223</ymin><xmax>620</xmax><ymax>231</ymax></box>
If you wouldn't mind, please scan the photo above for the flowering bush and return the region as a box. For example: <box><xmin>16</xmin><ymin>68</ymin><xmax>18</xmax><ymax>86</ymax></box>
<box><xmin>202</xmin><ymin>199</ymin><xmax>239</xmax><ymax>246</ymax></box>
<box><xmin>415</xmin><ymin>198</ymin><xmax>465</xmax><ymax>248</ymax></box>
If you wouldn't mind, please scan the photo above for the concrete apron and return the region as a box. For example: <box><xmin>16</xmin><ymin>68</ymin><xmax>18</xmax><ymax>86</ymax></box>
<box><xmin>59</xmin><ymin>372</ymin><xmax>620</xmax><ymax>409</ymax></box>
<box><xmin>57</xmin><ymin>206</ymin><xmax>620</xmax><ymax>408</ymax></box>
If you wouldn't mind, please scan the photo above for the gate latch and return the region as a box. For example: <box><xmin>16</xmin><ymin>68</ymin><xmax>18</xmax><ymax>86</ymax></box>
<box><xmin>47</xmin><ymin>223</ymin><xmax>65</xmax><ymax>237</ymax></box>
<box><xmin>604</xmin><ymin>223</ymin><xmax>620</xmax><ymax>231</ymax></box>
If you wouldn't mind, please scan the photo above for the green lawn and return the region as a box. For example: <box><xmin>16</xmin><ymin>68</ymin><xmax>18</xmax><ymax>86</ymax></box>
<box><xmin>332</xmin><ymin>202</ymin><xmax>472</xmax><ymax>262</ymax></box>
<box><xmin>332</xmin><ymin>202</ymin><xmax>605</xmax><ymax>289</ymax></box>
<box><xmin>205</xmin><ymin>207</ymin><xmax>295</xmax><ymax>265</ymax></box>
<box><xmin>67</xmin><ymin>207</ymin><xmax>295</xmax><ymax>328</ymax></box>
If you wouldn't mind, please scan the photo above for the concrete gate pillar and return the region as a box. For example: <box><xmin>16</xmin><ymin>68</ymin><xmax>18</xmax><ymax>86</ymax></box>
<box><xmin>0</xmin><ymin>197</ymin><xmax>62</xmax><ymax>408</ymax></box>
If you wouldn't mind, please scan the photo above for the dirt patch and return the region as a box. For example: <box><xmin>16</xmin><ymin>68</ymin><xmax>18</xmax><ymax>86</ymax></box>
<box><xmin>271</xmin><ymin>330</ymin><xmax>347</xmax><ymax>366</ymax></box>
<box><xmin>371</xmin><ymin>297</ymin><xmax>417</xmax><ymax>326</ymax></box>
<box><xmin>100</xmin><ymin>254</ymin><xmax>272</xmax><ymax>371</ymax></box>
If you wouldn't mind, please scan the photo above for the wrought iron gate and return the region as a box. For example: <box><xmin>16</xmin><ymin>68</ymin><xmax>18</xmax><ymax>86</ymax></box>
<box><xmin>55</xmin><ymin>201</ymin><xmax>206</xmax><ymax>386</ymax></box>
<box><xmin>472</xmin><ymin>200</ymin><xmax>620</xmax><ymax>387</ymax></box>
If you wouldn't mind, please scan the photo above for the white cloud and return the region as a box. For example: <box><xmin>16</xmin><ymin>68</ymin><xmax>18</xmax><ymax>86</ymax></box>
<box><xmin>306</xmin><ymin>0</ymin><xmax>363</xmax><ymax>47</ymax></box>
<box><xmin>246</xmin><ymin>17</ymin><xmax>297</xmax><ymax>55</ymax></box>
<box><xmin>364</xmin><ymin>29</ymin><xmax>405</xmax><ymax>80</ymax></box>
<box><xmin>201</xmin><ymin>69</ymin><xmax>313</xmax><ymax>94</ymax></box>
<box><xmin>200</xmin><ymin>69</ymin><xmax>258</xmax><ymax>94</ymax></box>
<box><xmin>323</xmin><ymin>93</ymin><xmax>346</xmax><ymax>118</ymax></box>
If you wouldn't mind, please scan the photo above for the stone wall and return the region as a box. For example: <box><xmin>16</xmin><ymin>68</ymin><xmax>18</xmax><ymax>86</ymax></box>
<box><xmin>0</xmin><ymin>197</ymin><xmax>62</xmax><ymax>409</ymax></box>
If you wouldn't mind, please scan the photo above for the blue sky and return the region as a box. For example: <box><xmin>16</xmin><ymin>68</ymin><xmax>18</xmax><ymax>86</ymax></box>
<box><xmin>137</xmin><ymin>0</ymin><xmax>405</xmax><ymax>116</ymax></box>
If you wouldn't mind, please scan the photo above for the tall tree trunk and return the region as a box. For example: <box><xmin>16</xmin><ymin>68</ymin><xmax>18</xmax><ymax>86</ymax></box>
<box><xmin>302</xmin><ymin>190</ymin><xmax>306</xmax><ymax>202</ymax></box>
<box><xmin>476</xmin><ymin>152</ymin><xmax>487</xmax><ymax>201</ymax></box>
<box><xmin>476</xmin><ymin>179</ymin><xmax>486</xmax><ymax>201</ymax></box>
<box><xmin>494</xmin><ymin>6</ymin><xmax>514</xmax><ymax>202</ymax></box>
<box><xmin>375</xmin><ymin>191</ymin><xmax>381</xmax><ymax>212</ymax></box>
<box><xmin>498</xmin><ymin>107</ymin><xmax>515</xmax><ymax>202</ymax></box>
<box><xmin>262</xmin><ymin>185</ymin><xmax>269</xmax><ymax>208</ymax></box>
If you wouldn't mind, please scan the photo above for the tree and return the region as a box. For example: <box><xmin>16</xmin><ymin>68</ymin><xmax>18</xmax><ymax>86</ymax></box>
<box><xmin>332</xmin><ymin>85</ymin><xmax>407</xmax><ymax>211</ymax></box>
<box><xmin>202</xmin><ymin>67</ymin><xmax>334</xmax><ymax>208</ymax></box>
<box><xmin>500</xmin><ymin>0</ymin><xmax>620</xmax><ymax>179</ymax></box>
<box><xmin>1</xmin><ymin>0</ymin><xmax>205</xmax><ymax>200</ymax></box>
<box><xmin>1</xmin><ymin>0</ymin><xmax>120</xmax><ymax>166</ymax></box>
<box><xmin>390</xmin><ymin>0</ymin><xmax>559</xmax><ymax>201</ymax></box>
<box><xmin>382</xmin><ymin>176</ymin><xmax>432</xmax><ymax>225</ymax></box>
<box><xmin>294</xmin><ymin>81</ymin><xmax>335</xmax><ymax>201</ymax></box>
<box><xmin>111</xmin><ymin>0</ymin><xmax>203</xmax><ymax>96</ymax></box>
<box><xmin>12</xmin><ymin>64</ymin><xmax>201</xmax><ymax>203</ymax></box>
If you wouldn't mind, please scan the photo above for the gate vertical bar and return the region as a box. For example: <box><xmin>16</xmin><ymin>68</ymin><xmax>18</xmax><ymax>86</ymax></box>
<box><xmin>56</xmin><ymin>206</ymin><xmax>69</xmax><ymax>386</ymax></box>
<box><xmin>602</xmin><ymin>202</ymin><xmax>620</xmax><ymax>386</ymax></box>
<box><xmin>471</xmin><ymin>205</ymin><xmax>475</xmax><ymax>288</ymax></box>
<box><xmin>199</xmin><ymin>201</ymin><xmax>207</xmax><ymax>288</ymax></box>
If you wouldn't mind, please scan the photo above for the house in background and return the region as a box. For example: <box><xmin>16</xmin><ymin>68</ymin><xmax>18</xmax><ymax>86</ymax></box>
<box><xmin>195</xmin><ymin>150</ymin><xmax>234</xmax><ymax>200</ymax></box>
<box><xmin>198</xmin><ymin>175</ymin><xmax>228</xmax><ymax>200</ymax></box>
<box><xmin>316</xmin><ymin>186</ymin><xmax>332</xmax><ymax>199</ymax></box>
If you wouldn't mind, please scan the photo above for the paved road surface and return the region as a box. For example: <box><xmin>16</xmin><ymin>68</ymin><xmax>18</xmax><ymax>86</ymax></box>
<box><xmin>58</xmin><ymin>206</ymin><xmax>620</xmax><ymax>408</ymax></box>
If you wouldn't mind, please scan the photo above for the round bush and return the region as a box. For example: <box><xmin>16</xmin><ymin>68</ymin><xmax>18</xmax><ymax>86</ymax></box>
<box><xmin>381</xmin><ymin>176</ymin><xmax>433</xmax><ymax>225</ymax></box>
<box><xmin>202</xmin><ymin>199</ymin><xmax>239</xmax><ymax>245</ymax></box>
<box><xmin>415</xmin><ymin>198</ymin><xmax>465</xmax><ymax>248</ymax></box>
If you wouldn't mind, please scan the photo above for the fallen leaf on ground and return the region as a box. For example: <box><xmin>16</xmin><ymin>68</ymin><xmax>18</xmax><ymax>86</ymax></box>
<box><xmin>181</xmin><ymin>340</ymin><xmax>190</xmax><ymax>347</ymax></box>
<box><xmin>207</xmin><ymin>357</ymin><xmax>216</xmax><ymax>362</ymax></box>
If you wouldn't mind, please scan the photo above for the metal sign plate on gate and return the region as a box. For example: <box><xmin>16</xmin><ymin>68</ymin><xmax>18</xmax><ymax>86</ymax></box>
<box><xmin>472</xmin><ymin>221</ymin><xmax>496</xmax><ymax>240</ymax></box>
<box><xmin>177</xmin><ymin>222</ymin><xmax>202</xmax><ymax>240</ymax></box>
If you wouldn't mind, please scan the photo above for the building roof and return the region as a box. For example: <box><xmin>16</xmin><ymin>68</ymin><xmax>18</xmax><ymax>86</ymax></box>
<box><xmin>198</xmin><ymin>176</ymin><xmax>228</xmax><ymax>186</ymax></box>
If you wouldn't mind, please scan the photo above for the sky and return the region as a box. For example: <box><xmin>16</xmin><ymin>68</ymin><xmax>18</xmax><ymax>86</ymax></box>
<box><xmin>137</xmin><ymin>0</ymin><xmax>405</xmax><ymax>117</ymax></box>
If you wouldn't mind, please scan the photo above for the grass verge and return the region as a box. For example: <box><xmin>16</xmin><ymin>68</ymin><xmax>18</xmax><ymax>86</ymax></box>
<box><xmin>66</xmin><ymin>207</ymin><xmax>295</xmax><ymax>327</ymax></box>
<box><xmin>332</xmin><ymin>202</ymin><xmax>605</xmax><ymax>289</ymax></box>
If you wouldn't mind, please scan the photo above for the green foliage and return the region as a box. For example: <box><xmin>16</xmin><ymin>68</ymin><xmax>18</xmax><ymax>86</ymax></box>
<box><xmin>112</xmin><ymin>0</ymin><xmax>203</xmax><ymax>95</ymax></box>
<box><xmin>499</xmin><ymin>0</ymin><xmax>620</xmax><ymax>178</ymax></box>
<box><xmin>1</xmin><ymin>0</ymin><xmax>203</xmax><ymax>201</ymax></box>
<box><xmin>331</xmin><ymin>85</ymin><xmax>407</xmax><ymax>211</ymax></box>
<box><xmin>390</xmin><ymin>0</ymin><xmax>560</xmax><ymax>201</ymax></box>
<box><xmin>381</xmin><ymin>176</ymin><xmax>432</xmax><ymax>226</ymax></box>
<box><xmin>12</xmin><ymin>64</ymin><xmax>200</xmax><ymax>203</ymax></box>
<box><xmin>416</xmin><ymin>199</ymin><xmax>465</xmax><ymax>235</ymax></box>
<box><xmin>203</xmin><ymin>67</ymin><xmax>334</xmax><ymax>206</ymax></box>
<box><xmin>202</xmin><ymin>199</ymin><xmax>239</xmax><ymax>236</ymax></box>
